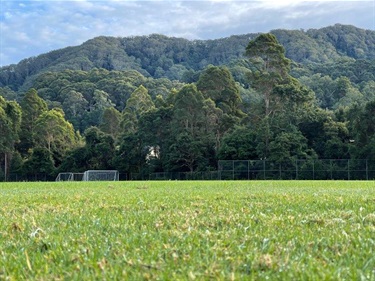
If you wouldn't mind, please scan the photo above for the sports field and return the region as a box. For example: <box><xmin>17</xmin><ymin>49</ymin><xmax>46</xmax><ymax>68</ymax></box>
<box><xmin>0</xmin><ymin>181</ymin><xmax>374</xmax><ymax>280</ymax></box>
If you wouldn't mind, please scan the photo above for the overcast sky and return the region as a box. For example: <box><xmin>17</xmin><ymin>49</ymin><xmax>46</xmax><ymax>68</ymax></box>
<box><xmin>1</xmin><ymin>0</ymin><xmax>374</xmax><ymax>66</ymax></box>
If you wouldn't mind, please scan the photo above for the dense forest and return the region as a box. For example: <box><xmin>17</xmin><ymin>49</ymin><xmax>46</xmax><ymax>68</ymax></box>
<box><xmin>0</xmin><ymin>24</ymin><xmax>375</xmax><ymax>180</ymax></box>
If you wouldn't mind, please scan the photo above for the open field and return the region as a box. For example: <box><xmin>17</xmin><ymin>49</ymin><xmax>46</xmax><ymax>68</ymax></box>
<box><xmin>0</xmin><ymin>181</ymin><xmax>375</xmax><ymax>280</ymax></box>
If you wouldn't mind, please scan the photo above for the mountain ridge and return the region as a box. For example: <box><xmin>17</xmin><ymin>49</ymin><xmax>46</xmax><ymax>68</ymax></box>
<box><xmin>1</xmin><ymin>23</ymin><xmax>374</xmax><ymax>91</ymax></box>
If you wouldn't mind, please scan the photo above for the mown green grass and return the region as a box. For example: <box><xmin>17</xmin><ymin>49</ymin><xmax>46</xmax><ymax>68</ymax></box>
<box><xmin>0</xmin><ymin>181</ymin><xmax>375</xmax><ymax>280</ymax></box>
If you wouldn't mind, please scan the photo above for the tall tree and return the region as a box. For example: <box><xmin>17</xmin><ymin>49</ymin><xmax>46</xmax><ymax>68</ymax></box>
<box><xmin>33</xmin><ymin>108</ymin><xmax>78</xmax><ymax>165</ymax></box>
<box><xmin>84</xmin><ymin>127</ymin><xmax>116</xmax><ymax>170</ymax></box>
<box><xmin>138</xmin><ymin>106</ymin><xmax>174</xmax><ymax>173</ymax></box>
<box><xmin>61</xmin><ymin>90</ymin><xmax>88</xmax><ymax>131</ymax></box>
<box><xmin>245</xmin><ymin>34</ymin><xmax>315</xmax><ymax>159</ymax></box>
<box><xmin>167</xmin><ymin>84</ymin><xmax>217</xmax><ymax>172</ymax></box>
<box><xmin>172</xmin><ymin>84</ymin><xmax>205</xmax><ymax>137</ymax></box>
<box><xmin>245</xmin><ymin>33</ymin><xmax>290</xmax><ymax>117</ymax></box>
<box><xmin>18</xmin><ymin>88</ymin><xmax>48</xmax><ymax>155</ymax></box>
<box><xmin>113</xmin><ymin>132</ymin><xmax>146</xmax><ymax>176</ymax></box>
<box><xmin>347</xmin><ymin>101</ymin><xmax>375</xmax><ymax>159</ymax></box>
<box><xmin>197</xmin><ymin>65</ymin><xmax>242</xmax><ymax>117</ymax></box>
<box><xmin>121</xmin><ymin>85</ymin><xmax>155</xmax><ymax>135</ymax></box>
<box><xmin>99</xmin><ymin>107</ymin><xmax>122</xmax><ymax>140</ymax></box>
<box><xmin>197</xmin><ymin>65</ymin><xmax>245</xmax><ymax>149</ymax></box>
<box><xmin>0</xmin><ymin>97</ymin><xmax>22</xmax><ymax>180</ymax></box>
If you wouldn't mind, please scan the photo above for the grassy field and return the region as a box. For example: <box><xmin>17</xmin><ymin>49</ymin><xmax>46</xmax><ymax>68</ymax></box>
<box><xmin>0</xmin><ymin>180</ymin><xmax>375</xmax><ymax>280</ymax></box>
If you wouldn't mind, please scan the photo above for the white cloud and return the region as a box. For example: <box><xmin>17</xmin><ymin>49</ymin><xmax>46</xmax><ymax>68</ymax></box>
<box><xmin>0</xmin><ymin>0</ymin><xmax>374</xmax><ymax>66</ymax></box>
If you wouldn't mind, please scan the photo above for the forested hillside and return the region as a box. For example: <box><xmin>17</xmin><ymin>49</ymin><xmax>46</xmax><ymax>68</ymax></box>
<box><xmin>0</xmin><ymin>24</ymin><xmax>375</xmax><ymax>181</ymax></box>
<box><xmin>1</xmin><ymin>24</ymin><xmax>374</xmax><ymax>92</ymax></box>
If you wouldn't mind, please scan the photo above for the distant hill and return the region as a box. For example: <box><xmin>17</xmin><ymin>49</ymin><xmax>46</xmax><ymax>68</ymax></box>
<box><xmin>0</xmin><ymin>24</ymin><xmax>374</xmax><ymax>91</ymax></box>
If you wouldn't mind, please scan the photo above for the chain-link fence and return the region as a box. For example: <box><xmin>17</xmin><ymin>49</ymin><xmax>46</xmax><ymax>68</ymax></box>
<box><xmin>218</xmin><ymin>159</ymin><xmax>373</xmax><ymax>180</ymax></box>
<box><xmin>1</xmin><ymin>159</ymin><xmax>374</xmax><ymax>181</ymax></box>
<box><xmin>0</xmin><ymin>172</ymin><xmax>128</xmax><ymax>182</ymax></box>
<box><xmin>130</xmin><ymin>171</ymin><xmax>220</xmax><ymax>181</ymax></box>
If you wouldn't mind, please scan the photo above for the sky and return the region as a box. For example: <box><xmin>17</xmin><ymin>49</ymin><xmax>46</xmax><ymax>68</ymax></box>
<box><xmin>0</xmin><ymin>0</ymin><xmax>374</xmax><ymax>66</ymax></box>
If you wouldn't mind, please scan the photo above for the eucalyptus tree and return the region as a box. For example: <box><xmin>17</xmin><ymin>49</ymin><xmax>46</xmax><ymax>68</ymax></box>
<box><xmin>197</xmin><ymin>65</ymin><xmax>243</xmax><ymax>116</ymax></box>
<box><xmin>138</xmin><ymin>106</ymin><xmax>174</xmax><ymax>173</ymax></box>
<box><xmin>245</xmin><ymin>33</ymin><xmax>290</xmax><ymax>118</ymax></box>
<box><xmin>166</xmin><ymin>84</ymin><xmax>218</xmax><ymax>172</ymax></box>
<box><xmin>197</xmin><ymin>65</ymin><xmax>246</xmax><ymax>149</ymax></box>
<box><xmin>99</xmin><ymin>107</ymin><xmax>122</xmax><ymax>140</ymax></box>
<box><xmin>121</xmin><ymin>85</ymin><xmax>155</xmax><ymax>135</ymax></box>
<box><xmin>61</xmin><ymin>90</ymin><xmax>88</xmax><ymax>131</ymax></box>
<box><xmin>18</xmin><ymin>88</ymin><xmax>48</xmax><ymax>155</ymax></box>
<box><xmin>244</xmin><ymin>34</ymin><xmax>291</xmax><ymax>158</ymax></box>
<box><xmin>245</xmin><ymin>34</ymin><xmax>321</xmax><ymax>160</ymax></box>
<box><xmin>0</xmin><ymin>96</ymin><xmax>22</xmax><ymax>180</ymax></box>
<box><xmin>33</xmin><ymin>108</ymin><xmax>79</xmax><ymax>165</ymax></box>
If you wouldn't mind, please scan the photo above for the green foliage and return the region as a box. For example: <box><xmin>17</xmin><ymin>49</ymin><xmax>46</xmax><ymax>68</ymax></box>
<box><xmin>1</xmin><ymin>26</ymin><xmax>375</xmax><ymax>177</ymax></box>
<box><xmin>33</xmin><ymin>108</ymin><xmax>78</xmax><ymax>165</ymax></box>
<box><xmin>307</xmin><ymin>24</ymin><xmax>375</xmax><ymax>60</ymax></box>
<box><xmin>166</xmin><ymin>132</ymin><xmax>206</xmax><ymax>172</ymax></box>
<box><xmin>25</xmin><ymin>69</ymin><xmax>183</xmax><ymax>132</ymax></box>
<box><xmin>22</xmin><ymin>147</ymin><xmax>55</xmax><ymax>178</ymax></box>
<box><xmin>18</xmin><ymin>88</ymin><xmax>48</xmax><ymax>155</ymax></box>
<box><xmin>166</xmin><ymin>85</ymin><xmax>217</xmax><ymax>172</ymax></box>
<box><xmin>268</xmin><ymin>126</ymin><xmax>316</xmax><ymax>163</ymax></box>
<box><xmin>59</xmin><ymin>127</ymin><xmax>115</xmax><ymax>173</ymax></box>
<box><xmin>121</xmin><ymin>85</ymin><xmax>155</xmax><ymax>135</ymax></box>
<box><xmin>99</xmin><ymin>107</ymin><xmax>122</xmax><ymax>139</ymax></box>
<box><xmin>138</xmin><ymin>106</ymin><xmax>174</xmax><ymax>172</ymax></box>
<box><xmin>245</xmin><ymin>33</ymin><xmax>291</xmax><ymax>117</ymax></box>
<box><xmin>0</xmin><ymin>87</ymin><xmax>17</xmax><ymax>100</ymax></box>
<box><xmin>197</xmin><ymin>65</ymin><xmax>243</xmax><ymax>117</ymax></box>
<box><xmin>347</xmin><ymin>101</ymin><xmax>375</xmax><ymax>159</ymax></box>
<box><xmin>218</xmin><ymin>126</ymin><xmax>258</xmax><ymax>160</ymax></box>
<box><xmin>172</xmin><ymin>84</ymin><xmax>205</xmax><ymax>136</ymax></box>
<box><xmin>0</xmin><ymin>96</ymin><xmax>22</xmax><ymax>180</ymax></box>
<box><xmin>82</xmin><ymin>127</ymin><xmax>116</xmax><ymax>170</ymax></box>
<box><xmin>113</xmin><ymin>132</ymin><xmax>147</xmax><ymax>174</ymax></box>
<box><xmin>1</xmin><ymin>24</ymin><xmax>374</xmax><ymax>93</ymax></box>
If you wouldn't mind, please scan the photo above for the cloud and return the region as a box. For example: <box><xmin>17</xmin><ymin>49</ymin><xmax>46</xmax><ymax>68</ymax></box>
<box><xmin>0</xmin><ymin>0</ymin><xmax>374</xmax><ymax>66</ymax></box>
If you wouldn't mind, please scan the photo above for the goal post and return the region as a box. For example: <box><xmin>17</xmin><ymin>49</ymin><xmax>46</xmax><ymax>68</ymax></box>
<box><xmin>55</xmin><ymin>172</ymin><xmax>84</xmax><ymax>181</ymax></box>
<box><xmin>82</xmin><ymin>170</ymin><xmax>119</xmax><ymax>181</ymax></box>
<box><xmin>55</xmin><ymin>172</ymin><xmax>73</xmax><ymax>181</ymax></box>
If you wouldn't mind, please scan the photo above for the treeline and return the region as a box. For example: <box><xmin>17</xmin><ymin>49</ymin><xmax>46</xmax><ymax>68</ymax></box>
<box><xmin>1</xmin><ymin>33</ymin><xmax>375</xmax><ymax>180</ymax></box>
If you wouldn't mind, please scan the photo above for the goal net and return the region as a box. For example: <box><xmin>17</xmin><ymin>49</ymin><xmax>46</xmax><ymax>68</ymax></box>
<box><xmin>55</xmin><ymin>172</ymin><xmax>73</xmax><ymax>181</ymax></box>
<box><xmin>55</xmin><ymin>172</ymin><xmax>84</xmax><ymax>181</ymax></box>
<box><xmin>82</xmin><ymin>170</ymin><xmax>119</xmax><ymax>181</ymax></box>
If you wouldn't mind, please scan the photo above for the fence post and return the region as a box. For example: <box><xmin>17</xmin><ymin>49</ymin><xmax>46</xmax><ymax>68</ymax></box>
<box><xmin>348</xmin><ymin>159</ymin><xmax>350</xmax><ymax>180</ymax></box>
<box><xmin>263</xmin><ymin>159</ymin><xmax>266</xmax><ymax>180</ymax></box>
<box><xmin>296</xmin><ymin>160</ymin><xmax>298</xmax><ymax>180</ymax></box>
<box><xmin>313</xmin><ymin>160</ymin><xmax>315</xmax><ymax>180</ymax></box>
<box><xmin>248</xmin><ymin>160</ymin><xmax>250</xmax><ymax>180</ymax></box>
<box><xmin>330</xmin><ymin>159</ymin><xmax>333</xmax><ymax>180</ymax></box>
<box><xmin>232</xmin><ymin>160</ymin><xmax>235</xmax><ymax>180</ymax></box>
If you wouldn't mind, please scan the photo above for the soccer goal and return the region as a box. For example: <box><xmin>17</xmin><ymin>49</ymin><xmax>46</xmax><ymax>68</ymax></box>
<box><xmin>55</xmin><ymin>172</ymin><xmax>84</xmax><ymax>181</ymax></box>
<box><xmin>82</xmin><ymin>170</ymin><xmax>119</xmax><ymax>181</ymax></box>
<box><xmin>55</xmin><ymin>172</ymin><xmax>74</xmax><ymax>181</ymax></box>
